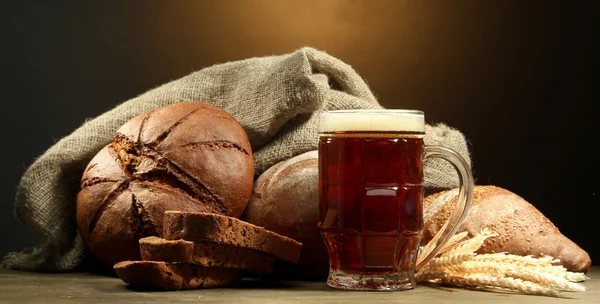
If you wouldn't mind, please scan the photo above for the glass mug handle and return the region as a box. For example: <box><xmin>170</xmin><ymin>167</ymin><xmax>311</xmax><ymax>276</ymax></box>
<box><xmin>415</xmin><ymin>145</ymin><xmax>474</xmax><ymax>271</ymax></box>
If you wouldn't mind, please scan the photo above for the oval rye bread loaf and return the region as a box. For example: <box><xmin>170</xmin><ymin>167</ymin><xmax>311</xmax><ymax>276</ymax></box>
<box><xmin>76</xmin><ymin>102</ymin><xmax>254</xmax><ymax>268</ymax></box>
<box><xmin>242</xmin><ymin>150</ymin><xmax>329</xmax><ymax>279</ymax></box>
<box><xmin>422</xmin><ymin>185</ymin><xmax>592</xmax><ymax>273</ymax></box>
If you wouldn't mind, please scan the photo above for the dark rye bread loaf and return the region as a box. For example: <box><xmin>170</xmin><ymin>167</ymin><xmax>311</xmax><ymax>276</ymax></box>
<box><xmin>163</xmin><ymin>211</ymin><xmax>302</xmax><ymax>264</ymax></box>
<box><xmin>76</xmin><ymin>102</ymin><xmax>254</xmax><ymax>268</ymax></box>
<box><xmin>242</xmin><ymin>150</ymin><xmax>328</xmax><ymax>279</ymax></box>
<box><xmin>139</xmin><ymin>236</ymin><xmax>275</xmax><ymax>275</ymax></box>
<box><xmin>114</xmin><ymin>261</ymin><xmax>241</xmax><ymax>290</ymax></box>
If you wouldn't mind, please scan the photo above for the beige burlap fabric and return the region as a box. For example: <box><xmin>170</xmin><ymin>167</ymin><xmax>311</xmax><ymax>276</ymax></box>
<box><xmin>2</xmin><ymin>47</ymin><xmax>471</xmax><ymax>272</ymax></box>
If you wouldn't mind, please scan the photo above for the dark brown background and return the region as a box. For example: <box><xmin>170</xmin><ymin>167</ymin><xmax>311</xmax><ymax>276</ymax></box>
<box><xmin>2</xmin><ymin>1</ymin><xmax>598</xmax><ymax>267</ymax></box>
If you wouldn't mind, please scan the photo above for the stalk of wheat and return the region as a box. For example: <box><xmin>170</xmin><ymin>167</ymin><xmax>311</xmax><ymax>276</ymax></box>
<box><xmin>416</xmin><ymin>229</ymin><xmax>589</xmax><ymax>297</ymax></box>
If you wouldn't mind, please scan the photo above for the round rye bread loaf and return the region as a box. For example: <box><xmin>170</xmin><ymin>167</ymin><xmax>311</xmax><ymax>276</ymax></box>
<box><xmin>76</xmin><ymin>102</ymin><xmax>254</xmax><ymax>268</ymax></box>
<box><xmin>242</xmin><ymin>150</ymin><xmax>329</xmax><ymax>279</ymax></box>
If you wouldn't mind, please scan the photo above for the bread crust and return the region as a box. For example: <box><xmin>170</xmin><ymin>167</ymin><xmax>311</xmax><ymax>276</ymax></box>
<box><xmin>422</xmin><ymin>185</ymin><xmax>592</xmax><ymax>273</ymax></box>
<box><xmin>163</xmin><ymin>211</ymin><xmax>302</xmax><ymax>264</ymax></box>
<box><xmin>242</xmin><ymin>150</ymin><xmax>329</xmax><ymax>279</ymax></box>
<box><xmin>139</xmin><ymin>236</ymin><xmax>274</xmax><ymax>275</ymax></box>
<box><xmin>113</xmin><ymin>261</ymin><xmax>241</xmax><ymax>290</ymax></box>
<box><xmin>76</xmin><ymin>102</ymin><xmax>254</xmax><ymax>267</ymax></box>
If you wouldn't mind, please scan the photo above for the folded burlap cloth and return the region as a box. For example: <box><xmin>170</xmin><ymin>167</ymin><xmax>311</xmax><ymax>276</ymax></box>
<box><xmin>2</xmin><ymin>47</ymin><xmax>471</xmax><ymax>272</ymax></box>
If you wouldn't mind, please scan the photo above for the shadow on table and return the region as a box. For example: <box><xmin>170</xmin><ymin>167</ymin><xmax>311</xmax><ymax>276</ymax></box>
<box><xmin>114</xmin><ymin>278</ymin><xmax>333</xmax><ymax>293</ymax></box>
<box><xmin>229</xmin><ymin>277</ymin><xmax>330</xmax><ymax>291</ymax></box>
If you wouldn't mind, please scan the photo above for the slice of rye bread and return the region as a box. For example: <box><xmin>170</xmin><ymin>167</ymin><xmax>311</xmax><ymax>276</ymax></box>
<box><xmin>163</xmin><ymin>211</ymin><xmax>303</xmax><ymax>264</ymax></box>
<box><xmin>114</xmin><ymin>261</ymin><xmax>241</xmax><ymax>290</ymax></box>
<box><xmin>139</xmin><ymin>236</ymin><xmax>275</xmax><ymax>275</ymax></box>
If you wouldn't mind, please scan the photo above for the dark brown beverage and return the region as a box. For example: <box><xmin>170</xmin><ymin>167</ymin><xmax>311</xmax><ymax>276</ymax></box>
<box><xmin>318</xmin><ymin>132</ymin><xmax>425</xmax><ymax>277</ymax></box>
<box><xmin>318</xmin><ymin>109</ymin><xmax>473</xmax><ymax>291</ymax></box>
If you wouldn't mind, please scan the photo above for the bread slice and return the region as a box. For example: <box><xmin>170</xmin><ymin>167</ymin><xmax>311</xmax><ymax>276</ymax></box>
<box><xmin>139</xmin><ymin>236</ymin><xmax>275</xmax><ymax>275</ymax></box>
<box><xmin>163</xmin><ymin>211</ymin><xmax>303</xmax><ymax>264</ymax></box>
<box><xmin>113</xmin><ymin>261</ymin><xmax>241</xmax><ymax>290</ymax></box>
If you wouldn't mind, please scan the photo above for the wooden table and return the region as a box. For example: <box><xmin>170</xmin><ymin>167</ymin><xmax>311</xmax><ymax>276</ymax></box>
<box><xmin>1</xmin><ymin>267</ymin><xmax>598</xmax><ymax>303</ymax></box>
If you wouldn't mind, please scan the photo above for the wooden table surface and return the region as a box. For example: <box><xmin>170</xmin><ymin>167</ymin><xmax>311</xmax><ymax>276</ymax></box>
<box><xmin>0</xmin><ymin>267</ymin><xmax>598</xmax><ymax>304</ymax></box>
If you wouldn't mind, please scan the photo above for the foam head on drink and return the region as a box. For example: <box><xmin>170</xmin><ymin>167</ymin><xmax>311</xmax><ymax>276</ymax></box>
<box><xmin>318</xmin><ymin>109</ymin><xmax>426</xmax><ymax>289</ymax></box>
<box><xmin>318</xmin><ymin>109</ymin><xmax>425</xmax><ymax>135</ymax></box>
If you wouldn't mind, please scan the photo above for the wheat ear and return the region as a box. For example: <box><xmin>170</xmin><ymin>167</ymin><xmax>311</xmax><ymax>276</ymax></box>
<box><xmin>417</xmin><ymin>231</ymin><xmax>469</xmax><ymax>265</ymax></box>
<box><xmin>441</xmin><ymin>229</ymin><xmax>498</xmax><ymax>257</ymax></box>
<box><xmin>416</xmin><ymin>229</ymin><xmax>588</xmax><ymax>297</ymax></box>
<box><xmin>504</xmin><ymin>268</ymin><xmax>587</xmax><ymax>292</ymax></box>
<box><xmin>441</xmin><ymin>274</ymin><xmax>560</xmax><ymax>297</ymax></box>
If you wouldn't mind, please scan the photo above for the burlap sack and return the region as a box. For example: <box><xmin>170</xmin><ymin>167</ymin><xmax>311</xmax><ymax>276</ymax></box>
<box><xmin>2</xmin><ymin>47</ymin><xmax>471</xmax><ymax>272</ymax></box>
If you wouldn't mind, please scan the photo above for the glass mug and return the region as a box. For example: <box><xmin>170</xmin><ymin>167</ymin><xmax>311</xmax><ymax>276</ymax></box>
<box><xmin>318</xmin><ymin>109</ymin><xmax>473</xmax><ymax>291</ymax></box>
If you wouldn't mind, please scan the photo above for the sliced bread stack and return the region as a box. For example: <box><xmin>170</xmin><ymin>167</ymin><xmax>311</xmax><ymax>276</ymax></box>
<box><xmin>114</xmin><ymin>211</ymin><xmax>303</xmax><ymax>290</ymax></box>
